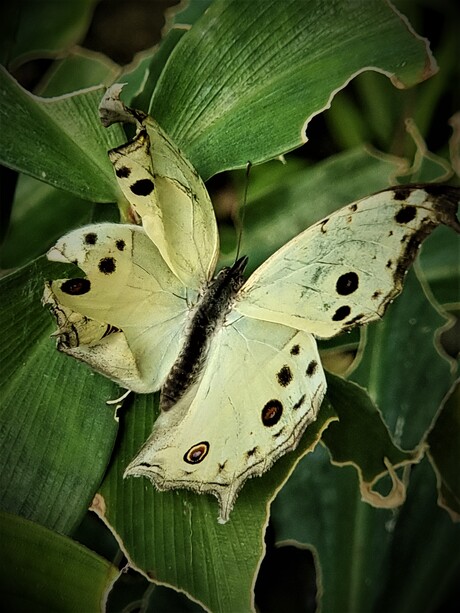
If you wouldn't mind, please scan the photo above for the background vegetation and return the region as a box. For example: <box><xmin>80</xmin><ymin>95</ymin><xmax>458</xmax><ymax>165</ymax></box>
<box><xmin>0</xmin><ymin>1</ymin><xmax>459</xmax><ymax>611</ymax></box>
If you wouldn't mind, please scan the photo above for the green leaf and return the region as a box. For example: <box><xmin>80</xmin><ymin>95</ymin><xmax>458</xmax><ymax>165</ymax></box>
<box><xmin>150</xmin><ymin>0</ymin><xmax>436</xmax><ymax>178</ymax></box>
<box><xmin>419</xmin><ymin>225</ymin><xmax>460</xmax><ymax>305</ymax></box>
<box><xmin>0</xmin><ymin>510</ymin><xmax>119</xmax><ymax>613</ymax></box>
<box><xmin>272</xmin><ymin>443</ymin><xmax>395</xmax><ymax>612</ymax></box>
<box><xmin>0</xmin><ymin>258</ymin><xmax>119</xmax><ymax>533</ymax></box>
<box><xmin>427</xmin><ymin>382</ymin><xmax>460</xmax><ymax>522</ymax></box>
<box><xmin>0</xmin><ymin>175</ymin><xmax>94</xmax><ymax>269</ymax></box>
<box><xmin>323</xmin><ymin>373</ymin><xmax>421</xmax><ymax>508</ymax></box>
<box><xmin>351</xmin><ymin>267</ymin><xmax>455</xmax><ymax>450</ymax></box>
<box><xmin>372</xmin><ymin>456</ymin><xmax>460</xmax><ymax>613</ymax></box>
<box><xmin>0</xmin><ymin>67</ymin><xmax>124</xmax><ymax>202</ymax></box>
<box><xmin>96</xmin><ymin>394</ymin><xmax>336</xmax><ymax>612</ymax></box>
<box><xmin>36</xmin><ymin>48</ymin><xmax>121</xmax><ymax>97</ymax></box>
<box><xmin>0</xmin><ymin>0</ymin><xmax>98</xmax><ymax>69</ymax></box>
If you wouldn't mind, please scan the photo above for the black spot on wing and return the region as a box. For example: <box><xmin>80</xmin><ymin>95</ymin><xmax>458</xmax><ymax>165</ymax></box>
<box><xmin>277</xmin><ymin>365</ymin><xmax>293</xmax><ymax>387</ymax></box>
<box><xmin>130</xmin><ymin>178</ymin><xmax>154</xmax><ymax>196</ymax></box>
<box><xmin>60</xmin><ymin>278</ymin><xmax>90</xmax><ymax>295</ymax></box>
<box><xmin>349</xmin><ymin>203</ymin><xmax>358</xmax><ymax>212</ymax></box>
<box><xmin>98</xmin><ymin>257</ymin><xmax>116</xmax><ymax>274</ymax></box>
<box><xmin>262</xmin><ymin>400</ymin><xmax>283</xmax><ymax>427</ymax></box>
<box><xmin>290</xmin><ymin>344</ymin><xmax>300</xmax><ymax>356</ymax></box>
<box><xmin>332</xmin><ymin>305</ymin><xmax>351</xmax><ymax>321</ymax></box>
<box><xmin>246</xmin><ymin>447</ymin><xmax>258</xmax><ymax>458</ymax></box>
<box><xmin>336</xmin><ymin>272</ymin><xmax>359</xmax><ymax>295</ymax></box>
<box><xmin>116</xmin><ymin>166</ymin><xmax>131</xmax><ymax>179</ymax></box>
<box><xmin>393</xmin><ymin>187</ymin><xmax>411</xmax><ymax>201</ymax></box>
<box><xmin>84</xmin><ymin>232</ymin><xmax>97</xmax><ymax>245</ymax></box>
<box><xmin>395</xmin><ymin>205</ymin><xmax>417</xmax><ymax>224</ymax></box>
<box><xmin>372</xmin><ymin>290</ymin><xmax>382</xmax><ymax>300</ymax></box>
<box><xmin>116</xmin><ymin>239</ymin><xmax>126</xmax><ymax>251</ymax></box>
<box><xmin>306</xmin><ymin>360</ymin><xmax>318</xmax><ymax>377</ymax></box>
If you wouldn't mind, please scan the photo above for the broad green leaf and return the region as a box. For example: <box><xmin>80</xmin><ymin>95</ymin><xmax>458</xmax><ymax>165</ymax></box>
<box><xmin>272</xmin><ymin>443</ymin><xmax>395</xmax><ymax>612</ymax></box>
<box><xmin>419</xmin><ymin>226</ymin><xmax>460</xmax><ymax>305</ymax></box>
<box><xmin>150</xmin><ymin>0</ymin><xmax>436</xmax><ymax>178</ymax></box>
<box><xmin>0</xmin><ymin>67</ymin><xmax>124</xmax><ymax>202</ymax></box>
<box><xmin>0</xmin><ymin>511</ymin><xmax>119</xmax><ymax>613</ymax></box>
<box><xmin>427</xmin><ymin>382</ymin><xmax>460</xmax><ymax>522</ymax></box>
<box><xmin>96</xmin><ymin>394</ymin><xmax>336</xmax><ymax>613</ymax></box>
<box><xmin>373</xmin><ymin>457</ymin><xmax>460</xmax><ymax>613</ymax></box>
<box><xmin>0</xmin><ymin>258</ymin><xmax>119</xmax><ymax>533</ymax></box>
<box><xmin>323</xmin><ymin>373</ymin><xmax>421</xmax><ymax>508</ymax></box>
<box><xmin>0</xmin><ymin>175</ymin><xmax>94</xmax><ymax>269</ymax></box>
<box><xmin>272</xmin><ymin>447</ymin><xmax>460</xmax><ymax>613</ymax></box>
<box><xmin>36</xmin><ymin>48</ymin><xmax>121</xmax><ymax>97</ymax></box>
<box><xmin>0</xmin><ymin>0</ymin><xmax>98</xmax><ymax>69</ymax></box>
<box><xmin>351</xmin><ymin>267</ymin><xmax>455</xmax><ymax>450</ymax></box>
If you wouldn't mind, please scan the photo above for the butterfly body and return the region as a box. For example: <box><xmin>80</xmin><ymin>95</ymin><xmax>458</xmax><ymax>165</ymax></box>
<box><xmin>160</xmin><ymin>256</ymin><xmax>248</xmax><ymax>410</ymax></box>
<box><xmin>43</xmin><ymin>87</ymin><xmax>460</xmax><ymax>522</ymax></box>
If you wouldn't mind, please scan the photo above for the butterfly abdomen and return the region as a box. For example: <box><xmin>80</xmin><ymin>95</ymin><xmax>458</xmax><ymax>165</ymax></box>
<box><xmin>160</xmin><ymin>256</ymin><xmax>248</xmax><ymax>411</ymax></box>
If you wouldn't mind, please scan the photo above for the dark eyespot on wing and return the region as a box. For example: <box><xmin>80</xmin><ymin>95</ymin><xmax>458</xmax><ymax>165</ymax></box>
<box><xmin>277</xmin><ymin>365</ymin><xmax>293</xmax><ymax>387</ymax></box>
<box><xmin>262</xmin><ymin>400</ymin><xmax>283</xmax><ymax>427</ymax></box>
<box><xmin>395</xmin><ymin>205</ymin><xmax>417</xmax><ymax>224</ymax></box>
<box><xmin>306</xmin><ymin>360</ymin><xmax>318</xmax><ymax>377</ymax></box>
<box><xmin>84</xmin><ymin>232</ymin><xmax>97</xmax><ymax>245</ymax></box>
<box><xmin>290</xmin><ymin>344</ymin><xmax>300</xmax><ymax>356</ymax></box>
<box><xmin>98</xmin><ymin>257</ymin><xmax>116</xmax><ymax>274</ymax></box>
<box><xmin>116</xmin><ymin>239</ymin><xmax>126</xmax><ymax>251</ymax></box>
<box><xmin>336</xmin><ymin>272</ymin><xmax>359</xmax><ymax>295</ymax></box>
<box><xmin>60</xmin><ymin>278</ymin><xmax>91</xmax><ymax>295</ymax></box>
<box><xmin>332</xmin><ymin>305</ymin><xmax>351</xmax><ymax>321</ymax></box>
<box><xmin>116</xmin><ymin>166</ymin><xmax>131</xmax><ymax>179</ymax></box>
<box><xmin>293</xmin><ymin>394</ymin><xmax>306</xmax><ymax>410</ymax></box>
<box><xmin>130</xmin><ymin>178</ymin><xmax>154</xmax><ymax>196</ymax></box>
<box><xmin>184</xmin><ymin>441</ymin><xmax>209</xmax><ymax>464</ymax></box>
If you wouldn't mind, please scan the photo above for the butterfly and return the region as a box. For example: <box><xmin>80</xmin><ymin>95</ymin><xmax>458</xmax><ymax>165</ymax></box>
<box><xmin>43</xmin><ymin>85</ymin><xmax>460</xmax><ymax>523</ymax></box>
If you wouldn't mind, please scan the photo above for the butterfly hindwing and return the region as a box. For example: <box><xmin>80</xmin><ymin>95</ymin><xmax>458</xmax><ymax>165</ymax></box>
<box><xmin>126</xmin><ymin>316</ymin><xmax>326</xmax><ymax>523</ymax></box>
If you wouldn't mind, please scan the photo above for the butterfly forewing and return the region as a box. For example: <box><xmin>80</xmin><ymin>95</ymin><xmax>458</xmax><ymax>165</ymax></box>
<box><xmin>235</xmin><ymin>185</ymin><xmax>460</xmax><ymax>338</ymax></box>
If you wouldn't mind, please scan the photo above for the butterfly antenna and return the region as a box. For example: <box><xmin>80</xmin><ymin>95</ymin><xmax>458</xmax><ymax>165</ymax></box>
<box><xmin>235</xmin><ymin>161</ymin><xmax>252</xmax><ymax>261</ymax></box>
